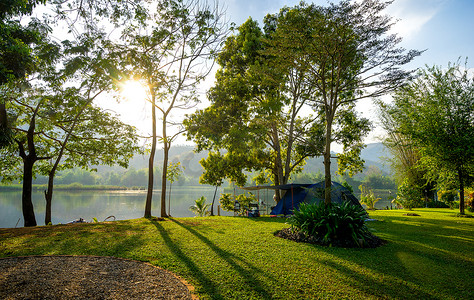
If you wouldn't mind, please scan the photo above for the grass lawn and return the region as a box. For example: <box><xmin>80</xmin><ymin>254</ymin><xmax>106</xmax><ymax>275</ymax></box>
<box><xmin>1</xmin><ymin>208</ymin><xmax>473</xmax><ymax>299</ymax></box>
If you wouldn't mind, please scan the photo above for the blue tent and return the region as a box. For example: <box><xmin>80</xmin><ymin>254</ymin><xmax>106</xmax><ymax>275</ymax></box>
<box><xmin>243</xmin><ymin>181</ymin><xmax>360</xmax><ymax>215</ymax></box>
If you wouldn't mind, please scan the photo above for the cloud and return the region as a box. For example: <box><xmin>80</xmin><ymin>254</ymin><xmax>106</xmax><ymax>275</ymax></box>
<box><xmin>385</xmin><ymin>0</ymin><xmax>448</xmax><ymax>39</ymax></box>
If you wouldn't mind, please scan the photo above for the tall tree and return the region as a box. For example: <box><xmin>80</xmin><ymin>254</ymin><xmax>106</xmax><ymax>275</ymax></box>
<box><xmin>391</xmin><ymin>61</ymin><xmax>474</xmax><ymax>214</ymax></box>
<box><xmin>185</xmin><ymin>18</ymin><xmax>325</xmax><ymax>201</ymax></box>
<box><xmin>268</xmin><ymin>0</ymin><xmax>421</xmax><ymax>204</ymax></box>
<box><xmin>117</xmin><ymin>0</ymin><xmax>228</xmax><ymax>218</ymax></box>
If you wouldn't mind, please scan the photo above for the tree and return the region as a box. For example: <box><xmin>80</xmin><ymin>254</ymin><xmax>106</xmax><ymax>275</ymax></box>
<box><xmin>0</xmin><ymin>0</ymin><xmax>49</xmax><ymax>148</ymax></box>
<box><xmin>185</xmin><ymin>18</ymin><xmax>325</xmax><ymax>201</ymax></box>
<box><xmin>166</xmin><ymin>161</ymin><xmax>184</xmax><ymax>216</ymax></box>
<box><xmin>1</xmin><ymin>77</ymin><xmax>139</xmax><ymax>226</ymax></box>
<box><xmin>391</xmin><ymin>61</ymin><xmax>474</xmax><ymax>214</ymax></box>
<box><xmin>1</xmin><ymin>3</ymin><xmax>141</xmax><ymax>226</ymax></box>
<box><xmin>375</xmin><ymin>99</ymin><xmax>436</xmax><ymax>202</ymax></box>
<box><xmin>198</xmin><ymin>151</ymin><xmax>247</xmax><ymax>216</ymax></box>
<box><xmin>117</xmin><ymin>0</ymin><xmax>228</xmax><ymax>218</ymax></box>
<box><xmin>268</xmin><ymin>0</ymin><xmax>421</xmax><ymax>204</ymax></box>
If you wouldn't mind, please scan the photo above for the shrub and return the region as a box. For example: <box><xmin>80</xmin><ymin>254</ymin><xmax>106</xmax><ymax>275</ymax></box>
<box><xmin>219</xmin><ymin>192</ymin><xmax>257</xmax><ymax>216</ymax></box>
<box><xmin>438</xmin><ymin>190</ymin><xmax>458</xmax><ymax>209</ymax></box>
<box><xmin>393</xmin><ymin>179</ymin><xmax>424</xmax><ymax>210</ymax></box>
<box><xmin>219</xmin><ymin>193</ymin><xmax>234</xmax><ymax>211</ymax></box>
<box><xmin>359</xmin><ymin>184</ymin><xmax>380</xmax><ymax>210</ymax></box>
<box><xmin>189</xmin><ymin>196</ymin><xmax>210</xmax><ymax>217</ymax></box>
<box><xmin>287</xmin><ymin>202</ymin><xmax>371</xmax><ymax>247</ymax></box>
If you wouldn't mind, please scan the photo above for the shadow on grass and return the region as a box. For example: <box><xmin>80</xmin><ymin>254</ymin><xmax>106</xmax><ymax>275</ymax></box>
<box><xmin>166</xmin><ymin>218</ymin><xmax>276</xmax><ymax>300</ymax></box>
<box><xmin>298</xmin><ymin>217</ymin><xmax>474</xmax><ymax>299</ymax></box>
<box><xmin>151</xmin><ymin>221</ymin><xmax>225</xmax><ymax>299</ymax></box>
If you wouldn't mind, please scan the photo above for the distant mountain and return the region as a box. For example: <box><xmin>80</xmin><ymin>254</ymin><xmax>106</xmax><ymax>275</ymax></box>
<box><xmin>93</xmin><ymin>142</ymin><xmax>393</xmax><ymax>180</ymax></box>
<box><xmin>359</xmin><ymin>143</ymin><xmax>392</xmax><ymax>174</ymax></box>
<box><xmin>302</xmin><ymin>142</ymin><xmax>392</xmax><ymax>176</ymax></box>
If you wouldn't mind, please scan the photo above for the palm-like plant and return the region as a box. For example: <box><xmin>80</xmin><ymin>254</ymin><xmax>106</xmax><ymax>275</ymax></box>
<box><xmin>359</xmin><ymin>184</ymin><xmax>380</xmax><ymax>210</ymax></box>
<box><xmin>189</xmin><ymin>196</ymin><xmax>210</xmax><ymax>217</ymax></box>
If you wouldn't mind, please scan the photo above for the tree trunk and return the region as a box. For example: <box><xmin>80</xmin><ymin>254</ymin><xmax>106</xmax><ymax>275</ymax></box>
<box><xmin>160</xmin><ymin>115</ymin><xmax>169</xmax><ymax>218</ymax></box>
<box><xmin>458</xmin><ymin>168</ymin><xmax>465</xmax><ymax>215</ymax></box>
<box><xmin>144</xmin><ymin>95</ymin><xmax>157</xmax><ymax>218</ymax></box>
<box><xmin>44</xmin><ymin>172</ymin><xmax>54</xmax><ymax>225</ymax></box>
<box><xmin>160</xmin><ymin>141</ymin><xmax>169</xmax><ymax>218</ymax></box>
<box><xmin>168</xmin><ymin>182</ymin><xmax>172</xmax><ymax>216</ymax></box>
<box><xmin>271</xmin><ymin>123</ymin><xmax>285</xmax><ymax>203</ymax></box>
<box><xmin>22</xmin><ymin>157</ymin><xmax>37</xmax><ymax>227</ymax></box>
<box><xmin>210</xmin><ymin>185</ymin><xmax>218</xmax><ymax>216</ymax></box>
<box><xmin>324</xmin><ymin>113</ymin><xmax>334</xmax><ymax>205</ymax></box>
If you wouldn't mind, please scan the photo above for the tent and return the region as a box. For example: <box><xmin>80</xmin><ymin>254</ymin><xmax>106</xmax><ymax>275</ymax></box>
<box><xmin>242</xmin><ymin>181</ymin><xmax>361</xmax><ymax>215</ymax></box>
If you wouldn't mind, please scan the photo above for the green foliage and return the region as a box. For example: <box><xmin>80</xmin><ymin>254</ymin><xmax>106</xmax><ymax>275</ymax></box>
<box><xmin>199</xmin><ymin>151</ymin><xmax>246</xmax><ymax>187</ymax></box>
<box><xmin>189</xmin><ymin>196</ymin><xmax>210</xmax><ymax>217</ymax></box>
<box><xmin>185</xmin><ymin>16</ymin><xmax>324</xmax><ymax>189</ymax></box>
<box><xmin>438</xmin><ymin>190</ymin><xmax>459</xmax><ymax>209</ymax></box>
<box><xmin>340</xmin><ymin>180</ymin><xmax>354</xmax><ymax>194</ymax></box>
<box><xmin>393</xmin><ymin>179</ymin><xmax>424</xmax><ymax>210</ymax></box>
<box><xmin>218</xmin><ymin>192</ymin><xmax>257</xmax><ymax>216</ymax></box>
<box><xmin>359</xmin><ymin>184</ymin><xmax>381</xmax><ymax>210</ymax></box>
<box><xmin>218</xmin><ymin>193</ymin><xmax>234</xmax><ymax>212</ymax></box>
<box><xmin>234</xmin><ymin>193</ymin><xmax>257</xmax><ymax>216</ymax></box>
<box><xmin>391</xmin><ymin>61</ymin><xmax>474</xmax><ymax>214</ymax></box>
<box><xmin>287</xmin><ymin>202</ymin><xmax>370</xmax><ymax>247</ymax></box>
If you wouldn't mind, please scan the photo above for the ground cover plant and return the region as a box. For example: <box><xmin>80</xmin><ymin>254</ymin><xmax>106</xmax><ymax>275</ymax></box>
<box><xmin>0</xmin><ymin>209</ymin><xmax>473</xmax><ymax>299</ymax></box>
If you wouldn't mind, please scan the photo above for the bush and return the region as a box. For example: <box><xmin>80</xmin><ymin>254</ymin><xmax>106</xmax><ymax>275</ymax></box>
<box><xmin>219</xmin><ymin>192</ymin><xmax>257</xmax><ymax>216</ymax></box>
<box><xmin>287</xmin><ymin>202</ymin><xmax>372</xmax><ymax>247</ymax></box>
<box><xmin>359</xmin><ymin>184</ymin><xmax>380</xmax><ymax>210</ymax></box>
<box><xmin>219</xmin><ymin>193</ymin><xmax>234</xmax><ymax>211</ymax></box>
<box><xmin>393</xmin><ymin>179</ymin><xmax>424</xmax><ymax>210</ymax></box>
<box><xmin>438</xmin><ymin>190</ymin><xmax>458</xmax><ymax>209</ymax></box>
<box><xmin>189</xmin><ymin>196</ymin><xmax>210</xmax><ymax>217</ymax></box>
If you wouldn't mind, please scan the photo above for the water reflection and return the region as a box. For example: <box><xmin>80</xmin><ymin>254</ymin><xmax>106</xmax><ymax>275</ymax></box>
<box><xmin>0</xmin><ymin>187</ymin><xmax>232</xmax><ymax>228</ymax></box>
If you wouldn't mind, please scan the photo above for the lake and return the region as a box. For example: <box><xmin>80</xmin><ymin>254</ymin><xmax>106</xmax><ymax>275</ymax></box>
<box><xmin>1</xmin><ymin>186</ymin><xmax>393</xmax><ymax>228</ymax></box>
<box><xmin>0</xmin><ymin>186</ymin><xmax>239</xmax><ymax>228</ymax></box>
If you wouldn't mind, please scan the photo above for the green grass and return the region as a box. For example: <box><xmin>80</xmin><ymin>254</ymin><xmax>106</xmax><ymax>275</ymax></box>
<box><xmin>1</xmin><ymin>209</ymin><xmax>473</xmax><ymax>299</ymax></box>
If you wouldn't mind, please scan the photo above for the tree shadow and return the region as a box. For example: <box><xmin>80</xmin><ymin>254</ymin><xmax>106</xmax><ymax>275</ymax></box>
<box><xmin>287</xmin><ymin>217</ymin><xmax>473</xmax><ymax>299</ymax></box>
<box><xmin>164</xmin><ymin>218</ymin><xmax>278</xmax><ymax>300</ymax></box>
<box><xmin>150</xmin><ymin>221</ymin><xmax>223</xmax><ymax>299</ymax></box>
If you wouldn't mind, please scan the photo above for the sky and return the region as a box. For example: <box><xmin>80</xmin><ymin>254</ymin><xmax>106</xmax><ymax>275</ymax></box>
<box><xmin>111</xmin><ymin>0</ymin><xmax>474</xmax><ymax>147</ymax></box>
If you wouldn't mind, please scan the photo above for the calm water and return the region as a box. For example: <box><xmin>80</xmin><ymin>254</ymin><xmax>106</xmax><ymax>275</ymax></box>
<box><xmin>0</xmin><ymin>186</ymin><xmax>234</xmax><ymax>228</ymax></box>
<box><xmin>1</xmin><ymin>186</ymin><xmax>393</xmax><ymax>228</ymax></box>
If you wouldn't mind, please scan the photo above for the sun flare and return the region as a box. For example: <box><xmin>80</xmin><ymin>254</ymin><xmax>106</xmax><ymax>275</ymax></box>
<box><xmin>120</xmin><ymin>80</ymin><xmax>148</xmax><ymax>102</ymax></box>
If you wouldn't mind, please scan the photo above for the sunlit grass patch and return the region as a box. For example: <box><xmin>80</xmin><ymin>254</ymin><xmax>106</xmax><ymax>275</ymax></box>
<box><xmin>1</xmin><ymin>210</ymin><xmax>473</xmax><ymax>299</ymax></box>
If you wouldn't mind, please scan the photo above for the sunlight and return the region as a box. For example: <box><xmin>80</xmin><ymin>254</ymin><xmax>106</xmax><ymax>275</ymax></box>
<box><xmin>120</xmin><ymin>80</ymin><xmax>148</xmax><ymax>102</ymax></box>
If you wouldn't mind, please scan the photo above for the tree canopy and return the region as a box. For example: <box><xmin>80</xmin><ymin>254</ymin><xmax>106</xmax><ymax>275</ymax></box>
<box><xmin>390</xmin><ymin>61</ymin><xmax>474</xmax><ymax>214</ymax></box>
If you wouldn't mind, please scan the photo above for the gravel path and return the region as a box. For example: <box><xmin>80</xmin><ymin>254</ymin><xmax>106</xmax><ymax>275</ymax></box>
<box><xmin>0</xmin><ymin>256</ymin><xmax>195</xmax><ymax>299</ymax></box>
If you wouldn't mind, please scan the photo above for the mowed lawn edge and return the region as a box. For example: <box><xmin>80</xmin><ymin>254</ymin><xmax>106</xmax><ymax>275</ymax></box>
<box><xmin>1</xmin><ymin>209</ymin><xmax>473</xmax><ymax>299</ymax></box>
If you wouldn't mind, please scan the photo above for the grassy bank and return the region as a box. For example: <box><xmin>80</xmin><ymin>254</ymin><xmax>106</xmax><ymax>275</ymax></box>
<box><xmin>1</xmin><ymin>209</ymin><xmax>473</xmax><ymax>299</ymax></box>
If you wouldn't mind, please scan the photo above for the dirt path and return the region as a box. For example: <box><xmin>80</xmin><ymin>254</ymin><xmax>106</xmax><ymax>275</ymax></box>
<box><xmin>0</xmin><ymin>256</ymin><xmax>196</xmax><ymax>299</ymax></box>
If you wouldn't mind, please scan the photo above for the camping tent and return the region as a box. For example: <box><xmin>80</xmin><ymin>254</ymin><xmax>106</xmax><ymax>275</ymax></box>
<box><xmin>243</xmin><ymin>181</ymin><xmax>361</xmax><ymax>215</ymax></box>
